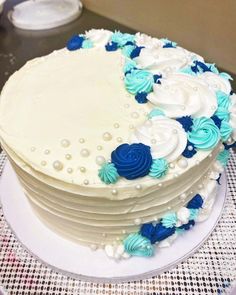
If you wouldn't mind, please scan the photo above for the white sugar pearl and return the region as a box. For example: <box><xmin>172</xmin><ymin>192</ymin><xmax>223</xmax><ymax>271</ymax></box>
<box><xmin>41</xmin><ymin>161</ymin><xmax>47</xmax><ymax>166</ymax></box>
<box><xmin>80</xmin><ymin>148</ymin><xmax>90</xmax><ymax>157</ymax></box>
<box><xmin>151</xmin><ymin>139</ymin><xmax>157</xmax><ymax>144</ymax></box>
<box><xmin>53</xmin><ymin>160</ymin><xmax>63</xmax><ymax>171</ymax></box>
<box><xmin>61</xmin><ymin>139</ymin><xmax>70</xmax><ymax>148</ymax></box>
<box><xmin>96</xmin><ymin>156</ymin><xmax>106</xmax><ymax>166</ymax></box>
<box><xmin>169</xmin><ymin>163</ymin><xmax>175</xmax><ymax>169</ymax></box>
<box><xmin>135</xmin><ymin>184</ymin><xmax>142</xmax><ymax>190</ymax></box>
<box><xmin>97</xmin><ymin>145</ymin><xmax>103</xmax><ymax>151</ymax></box>
<box><xmin>129</xmin><ymin>124</ymin><xmax>134</xmax><ymax>129</ymax></box>
<box><xmin>65</xmin><ymin>153</ymin><xmax>72</xmax><ymax>160</ymax></box>
<box><xmin>44</xmin><ymin>149</ymin><xmax>50</xmax><ymax>155</ymax></box>
<box><xmin>30</xmin><ymin>146</ymin><xmax>36</xmax><ymax>152</ymax></box>
<box><xmin>172</xmin><ymin>129</ymin><xmax>178</xmax><ymax>134</ymax></box>
<box><xmin>122</xmin><ymin>229</ymin><xmax>127</xmax><ymax>234</ymax></box>
<box><xmin>188</xmin><ymin>145</ymin><xmax>193</xmax><ymax>151</ymax></box>
<box><xmin>131</xmin><ymin>112</ymin><xmax>139</xmax><ymax>119</ymax></box>
<box><xmin>103</xmin><ymin>132</ymin><xmax>112</xmax><ymax>141</ymax></box>
<box><xmin>177</xmin><ymin>158</ymin><xmax>188</xmax><ymax>169</ymax></box>
<box><xmin>79</xmin><ymin>166</ymin><xmax>86</xmax><ymax>173</ymax></box>
<box><xmin>198</xmin><ymin>184</ymin><xmax>203</xmax><ymax>189</ymax></box>
<box><xmin>134</xmin><ymin>218</ymin><xmax>142</xmax><ymax>225</ymax></box>
<box><xmin>158</xmin><ymin>183</ymin><xmax>163</xmax><ymax>187</ymax></box>
<box><xmin>83</xmin><ymin>179</ymin><xmax>89</xmax><ymax>185</ymax></box>
<box><xmin>117</xmin><ymin>137</ymin><xmax>123</xmax><ymax>143</ymax></box>
<box><xmin>114</xmin><ymin>123</ymin><xmax>120</xmax><ymax>128</ymax></box>
<box><xmin>67</xmin><ymin>168</ymin><xmax>73</xmax><ymax>174</ymax></box>
<box><xmin>111</xmin><ymin>189</ymin><xmax>118</xmax><ymax>195</ymax></box>
<box><xmin>90</xmin><ymin>244</ymin><xmax>97</xmax><ymax>251</ymax></box>
<box><xmin>79</xmin><ymin>138</ymin><xmax>85</xmax><ymax>143</ymax></box>
<box><xmin>180</xmin><ymin>193</ymin><xmax>186</xmax><ymax>200</ymax></box>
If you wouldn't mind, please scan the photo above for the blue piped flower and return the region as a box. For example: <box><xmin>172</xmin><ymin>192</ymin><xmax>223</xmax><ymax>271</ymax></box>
<box><xmin>220</xmin><ymin>121</ymin><xmax>233</xmax><ymax>142</ymax></box>
<box><xmin>82</xmin><ymin>39</ymin><xmax>93</xmax><ymax>49</ymax></box>
<box><xmin>66</xmin><ymin>35</ymin><xmax>85</xmax><ymax>51</ymax></box>
<box><xmin>161</xmin><ymin>38</ymin><xmax>177</xmax><ymax>48</ymax></box>
<box><xmin>124</xmin><ymin>59</ymin><xmax>137</xmax><ymax>74</ymax></box>
<box><xmin>152</xmin><ymin>223</ymin><xmax>176</xmax><ymax>243</ymax></box>
<box><xmin>122</xmin><ymin>45</ymin><xmax>136</xmax><ymax>57</ymax></box>
<box><xmin>98</xmin><ymin>163</ymin><xmax>119</xmax><ymax>184</ymax></box>
<box><xmin>179</xmin><ymin>220</ymin><xmax>195</xmax><ymax>230</ymax></box>
<box><xmin>125</xmin><ymin>69</ymin><xmax>154</xmax><ymax>95</ymax></box>
<box><xmin>149</xmin><ymin>158</ymin><xmax>169</xmax><ymax>179</ymax></box>
<box><xmin>161</xmin><ymin>213</ymin><xmax>177</xmax><ymax>228</ymax></box>
<box><xmin>148</xmin><ymin>108</ymin><xmax>165</xmax><ymax>119</ymax></box>
<box><xmin>105</xmin><ymin>41</ymin><xmax>119</xmax><ymax>51</ymax></box>
<box><xmin>123</xmin><ymin>233</ymin><xmax>154</xmax><ymax>257</ymax></box>
<box><xmin>135</xmin><ymin>92</ymin><xmax>148</xmax><ymax>103</ymax></box>
<box><xmin>187</xmin><ymin>194</ymin><xmax>203</xmax><ymax>209</ymax></box>
<box><xmin>153</xmin><ymin>74</ymin><xmax>162</xmax><ymax>83</ymax></box>
<box><xmin>111</xmin><ymin>143</ymin><xmax>153</xmax><ymax>180</ymax></box>
<box><xmin>140</xmin><ymin>223</ymin><xmax>155</xmax><ymax>241</ymax></box>
<box><xmin>189</xmin><ymin>209</ymin><xmax>199</xmax><ymax>220</ymax></box>
<box><xmin>219</xmin><ymin>72</ymin><xmax>233</xmax><ymax>81</ymax></box>
<box><xmin>217</xmin><ymin>149</ymin><xmax>230</xmax><ymax>167</ymax></box>
<box><xmin>176</xmin><ymin>116</ymin><xmax>193</xmax><ymax>132</ymax></box>
<box><xmin>191</xmin><ymin>60</ymin><xmax>212</xmax><ymax>73</ymax></box>
<box><xmin>182</xmin><ymin>141</ymin><xmax>197</xmax><ymax>158</ymax></box>
<box><xmin>188</xmin><ymin>117</ymin><xmax>220</xmax><ymax>150</ymax></box>
<box><xmin>111</xmin><ymin>31</ymin><xmax>135</xmax><ymax>47</ymax></box>
<box><xmin>214</xmin><ymin>107</ymin><xmax>230</xmax><ymax>122</ymax></box>
<box><xmin>216</xmin><ymin>90</ymin><xmax>231</xmax><ymax>109</ymax></box>
<box><xmin>130</xmin><ymin>46</ymin><xmax>144</xmax><ymax>59</ymax></box>
<box><xmin>223</xmin><ymin>141</ymin><xmax>236</xmax><ymax>150</ymax></box>
<box><xmin>211</xmin><ymin>115</ymin><xmax>222</xmax><ymax>129</ymax></box>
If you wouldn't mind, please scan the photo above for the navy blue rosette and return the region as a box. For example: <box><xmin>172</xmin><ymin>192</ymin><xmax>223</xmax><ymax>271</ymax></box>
<box><xmin>111</xmin><ymin>143</ymin><xmax>152</xmax><ymax>180</ymax></box>
<box><xmin>140</xmin><ymin>223</ymin><xmax>176</xmax><ymax>244</ymax></box>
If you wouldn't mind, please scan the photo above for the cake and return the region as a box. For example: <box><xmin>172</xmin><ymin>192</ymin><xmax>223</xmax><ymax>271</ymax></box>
<box><xmin>0</xmin><ymin>29</ymin><xmax>235</xmax><ymax>260</ymax></box>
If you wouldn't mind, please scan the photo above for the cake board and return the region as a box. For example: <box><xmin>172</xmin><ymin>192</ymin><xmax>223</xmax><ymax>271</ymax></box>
<box><xmin>0</xmin><ymin>161</ymin><xmax>227</xmax><ymax>283</ymax></box>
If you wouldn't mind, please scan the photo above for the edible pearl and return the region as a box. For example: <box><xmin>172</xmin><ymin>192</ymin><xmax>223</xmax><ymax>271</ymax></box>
<box><xmin>177</xmin><ymin>158</ymin><xmax>188</xmax><ymax>169</ymax></box>
<box><xmin>53</xmin><ymin>160</ymin><xmax>63</xmax><ymax>171</ymax></box>
<box><xmin>114</xmin><ymin>123</ymin><xmax>120</xmax><ymax>128</ymax></box>
<box><xmin>193</xmin><ymin>87</ymin><xmax>198</xmax><ymax>91</ymax></box>
<box><xmin>196</xmin><ymin>160</ymin><xmax>200</xmax><ymax>165</ymax></box>
<box><xmin>41</xmin><ymin>161</ymin><xmax>47</xmax><ymax>166</ymax></box>
<box><xmin>134</xmin><ymin>218</ymin><xmax>142</xmax><ymax>225</ymax></box>
<box><xmin>83</xmin><ymin>179</ymin><xmax>89</xmax><ymax>185</ymax></box>
<box><xmin>180</xmin><ymin>193</ymin><xmax>186</xmax><ymax>200</ymax></box>
<box><xmin>103</xmin><ymin>132</ymin><xmax>112</xmax><ymax>141</ymax></box>
<box><xmin>67</xmin><ymin>168</ymin><xmax>73</xmax><ymax>174</ymax></box>
<box><xmin>30</xmin><ymin>146</ymin><xmax>36</xmax><ymax>152</ymax></box>
<box><xmin>208</xmin><ymin>153</ymin><xmax>212</xmax><ymax>158</ymax></box>
<box><xmin>129</xmin><ymin>124</ymin><xmax>134</xmax><ymax>129</ymax></box>
<box><xmin>169</xmin><ymin>163</ymin><xmax>175</xmax><ymax>169</ymax></box>
<box><xmin>135</xmin><ymin>184</ymin><xmax>142</xmax><ymax>190</ymax></box>
<box><xmin>124</xmin><ymin>103</ymin><xmax>130</xmax><ymax>108</ymax></box>
<box><xmin>174</xmin><ymin>173</ymin><xmax>179</xmax><ymax>178</ymax></box>
<box><xmin>79</xmin><ymin>138</ymin><xmax>85</xmax><ymax>143</ymax></box>
<box><xmin>168</xmin><ymin>206</ymin><xmax>171</xmax><ymax>210</ymax></box>
<box><xmin>151</xmin><ymin>139</ymin><xmax>157</xmax><ymax>144</ymax></box>
<box><xmin>80</xmin><ymin>166</ymin><xmax>86</xmax><ymax>172</ymax></box>
<box><xmin>117</xmin><ymin>137</ymin><xmax>123</xmax><ymax>143</ymax></box>
<box><xmin>198</xmin><ymin>184</ymin><xmax>203</xmax><ymax>189</ymax></box>
<box><xmin>211</xmin><ymin>105</ymin><xmax>216</xmax><ymax>110</ymax></box>
<box><xmin>65</xmin><ymin>153</ymin><xmax>72</xmax><ymax>160</ymax></box>
<box><xmin>188</xmin><ymin>145</ymin><xmax>193</xmax><ymax>151</ymax></box>
<box><xmin>80</xmin><ymin>148</ymin><xmax>90</xmax><ymax>157</ymax></box>
<box><xmin>122</xmin><ymin>229</ymin><xmax>127</xmax><ymax>234</ymax></box>
<box><xmin>181</xmin><ymin>106</ymin><xmax>186</xmax><ymax>110</ymax></box>
<box><xmin>102</xmin><ymin>233</ymin><xmax>107</xmax><ymax>237</ymax></box>
<box><xmin>90</xmin><ymin>244</ymin><xmax>97</xmax><ymax>251</ymax></box>
<box><xmin>172</xmin><ymin>129</ymin><xmax>178</xmax><ymax>134</ymax></box>
<box><xmin>61</xmin><ymin>139</ymin><xmax>70</xmax><ymax>148</ymax></box>
<box><xmin>97</xmin><ymin>145</ymin><xmax>103</xmax><ymax>151</ymax></box>
<box><xmin>111</xmin><ymin>189</ymin><xmax>118</xmax><ymax>195</ymax></box>
<box><xmin>44</xmin><ymin>149</ymin><xmax>50</xmax><ymax>155</ymax></box>
<box><xmin>131</xmin><ymin>112</ymin><xmax>139</xmax><ymax>119</ymax></box>
<box><xmin>158</xmin><ymin>183</ymin><xmax>162</xmax><ymax>187</ymax></box>
<box><xmin>154</xmin><ymin>216</ymin><xmax>158</xmax><ymax>221</ymax></box>
<box><xmin>96</xmin><ymin>156</ymin><xmax>106</xmax><ymax>166</ymax></box>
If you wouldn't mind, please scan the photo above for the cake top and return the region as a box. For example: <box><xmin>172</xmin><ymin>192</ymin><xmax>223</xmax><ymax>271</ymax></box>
<box><xmin>0</xmin><ymin>29</ymin><xmax>235</xmax><ymax>197</ymax></box>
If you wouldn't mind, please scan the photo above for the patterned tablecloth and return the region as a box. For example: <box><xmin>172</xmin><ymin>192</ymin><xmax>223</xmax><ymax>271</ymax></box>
<box><xmin>0</xmin><ymin>151</ymin><xmax>235</xmax><ymax>295</ymax></box>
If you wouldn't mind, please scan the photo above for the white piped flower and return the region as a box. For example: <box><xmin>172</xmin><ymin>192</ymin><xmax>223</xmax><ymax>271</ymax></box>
<box><xmin>177</xmin><ymin>207</ymin><xmax>190</xmax><ymax>225</ymax></box>
<box><xmin>85</xmin><ymin>29</ymin><xmax>112</xmax><ymax>47</ymax></box>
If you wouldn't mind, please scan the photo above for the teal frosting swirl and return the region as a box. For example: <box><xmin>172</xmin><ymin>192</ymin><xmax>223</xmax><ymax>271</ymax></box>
<box><xmin>82</xmin><ymin>39</ymin><xmax>93</xmax><ymax>49</ymax></box>
<box><xmin>216</xmin><ymin>90</ymin><xmax>230</xmax><ymax>109</ymax></box>
<box><xmin>125</xmin><ymin>69</ymin><xmax>154</xmax><ymax>94</ymax></box>
<box><xmin>161</xmin><ymin>212</ymin><xmax>177</xmax><ymax>228</ymax></box>
<box><xmin>148</xmin><ymin>108</ymin><xmax>165</xmax><ymax>119</ymax></box>
<box><xmin>123</xmin><ymin>59</ymin><xmax>137</xmax><ymax>73</ymax></box>
<box><xmin>220</xmin><ymin>121</ymin><xmax>233</xmax><ymax>142</ymax></box>
<box><xmin>214</xmin><ymin>107</ymin><xmax>230</xmax><ymax>122</ymax></box>
<box><xmin>123</xmin><ymin>233</ymin><xmax>154</xmax><ymax>257</ymax></box>
<box><xmin>98</xmin><ymin>163</ymin><xmax>119</xmax><ymax>184</ymax></box>
<box><xmin>122</xmin><ymin>45</ymin><xmax>136</xmax><ymax>57</ymax></box>
<box><xmin>217</xmin><ymin>149</ymin><xmax>230</xmax><ymax>167</ymax></box>
<box><xmin>111</xmin><ymin>31</ymin><xmax>135</xmax><ymax>47</ymax></box>
<box><xmin>189</xmin><ymin>209</ymin><xmax>199</xmax><ymax>220</ymax></box>
<box><xmin>188</xmin><ymin>117</ymin><xmax>220</xmax><ymax>150</ymax></box>
<box><xmin>179</xmin><ymin>66</ymin><xmax>196</xmax><ymax>76</ymax></box>
<box><xmin>149</xmin><ymin>158</ymin><xmax>169</xmax><ymax>178</ymax></box>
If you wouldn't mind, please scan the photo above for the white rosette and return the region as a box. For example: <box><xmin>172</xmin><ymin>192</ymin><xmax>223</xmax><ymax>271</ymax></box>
<box><xmin>199</xmin><ymin>71</ymin><xmax>232</xmax><ymax>94</ymax></box>
<box><xmin>85</xmin><ymin>29</ymin><xmax>112</xmax><ymax>47</ymax></box>
<box><xmin>130</xmin><ymin>116</ymin><xmax>187</xmax><ymax>162</ymax></box>
<box><xmin>134</xmin><ymin>46</ymin><xmax>201</xmax><ymax>74</ymax></box>
<box><xmin>135</xmin><ymin>32</ymin><xmax>162</xmax><ymax>48</ymax></box>
<box><xmin>147</xmin><ymin>73</ymin><xmax>217</xmax><ymax>118</ymax></box>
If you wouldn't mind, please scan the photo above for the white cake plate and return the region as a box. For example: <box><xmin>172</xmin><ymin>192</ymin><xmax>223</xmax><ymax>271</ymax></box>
<box><xmin>0</xmin><ymin>161</ymin><xmax>227</xmax><ymax>283</ymax></box>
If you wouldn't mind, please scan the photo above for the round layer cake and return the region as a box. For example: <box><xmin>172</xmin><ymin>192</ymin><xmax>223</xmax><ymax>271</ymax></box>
<box><xmin>0</xmin><ymin>29</ymin><xmax>235</xmax><ymax>259</ymax></box>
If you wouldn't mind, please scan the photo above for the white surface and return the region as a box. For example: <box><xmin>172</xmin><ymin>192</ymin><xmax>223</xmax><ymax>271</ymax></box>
<box><xmin>8</xmin><ymin>0</ymin><xmax>82</xmax><ymax>30</ymax></box>
<box><xmin>0</xmin><ymin>161</ymin><xmax>226</xmax><ymax>283</ymax></box>
<box><xmin>0</xmin><ymin>0</ymin><xmax>5</xmax><ymax>15</ymax></box>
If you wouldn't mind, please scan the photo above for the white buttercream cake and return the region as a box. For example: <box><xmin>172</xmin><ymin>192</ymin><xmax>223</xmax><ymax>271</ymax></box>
<box><xmin>0</xmin><ymin>29</ymin><xmax>235</xmax><ymax>260</ymax></box>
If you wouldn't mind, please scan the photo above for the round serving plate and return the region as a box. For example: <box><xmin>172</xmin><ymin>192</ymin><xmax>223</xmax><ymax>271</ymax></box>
<box><xmin>0</xmin><ymin>161</ymin><xmax>227</xmax><ymax>283</ymax></box>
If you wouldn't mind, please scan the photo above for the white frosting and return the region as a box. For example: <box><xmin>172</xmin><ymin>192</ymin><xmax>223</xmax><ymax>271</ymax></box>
<box><xmin>147</xmin><ymin>73</ymin><xmax>218</xmax><ymax>118</ymax></box>
<box><xmin>135</xmin><ymin>32</ymin><xmax>162</xmax><ymax>48</ymax></box>
<box><xmin>199</xmin><ymin>72</ymin><xmax>232</xmax><ymax>94</ymax></box>
<box><xmin>157</xmin><ymin>233</ymin><xmax>178</xmax><ymax>248</ymax></box>
<box><xmin>105</xmin><ymin>244</ymin><xmax>129</xmax><ymax>260</ymax></box>
<box><xmin>134</xmin><ymin>47</ymin><xmax>200</xmax><ymax>74</ymax></box>
<box><xmin>176</xmin><ymin>207</ymin><xmax>190</xmax><ymax>225</ymax></box>
<box><xmin>130</xmin><ymin>116</ymin><xmax>187</xmax><ymax>162</ymax></box>
<box><xmin>85</xmin><ymin>29</ymin><xmax>112</xmax><ymax>47</ymax></box>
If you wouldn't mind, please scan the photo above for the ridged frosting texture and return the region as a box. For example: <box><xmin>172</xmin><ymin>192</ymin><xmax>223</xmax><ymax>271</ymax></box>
<box><xmin>124</xmin><ymin>69</ymin><xmax>154</xmax><ymax>94</ymax></box>
<box><xmin>130</xmin><ymin>116</ymin><xmax>187</xmax><ymax>162</ymax></box>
